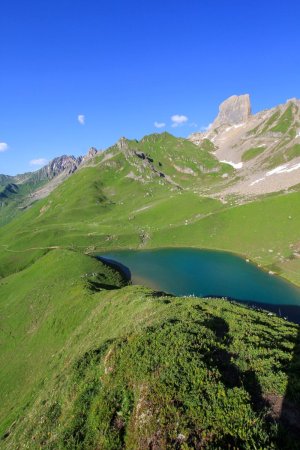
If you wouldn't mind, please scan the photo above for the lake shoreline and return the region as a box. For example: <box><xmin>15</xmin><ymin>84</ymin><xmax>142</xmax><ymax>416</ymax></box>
<box><xmin>96</xmin><ymin>247</ymin><xmax>300</xmax><ymax>324</ymax></box>
<box><xmin>98</xmin><ymin>254</ymin><xmax>300</xmax><ymax>324</ymax></box>
<box><xmin>91</xmin><ymin>244</ymin><xmax>300</xmax><ymax>289</ymax></box>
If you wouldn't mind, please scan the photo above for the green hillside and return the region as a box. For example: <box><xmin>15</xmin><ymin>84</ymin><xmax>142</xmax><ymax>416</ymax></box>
<box><xmin>0</xmin><ymin>250</ymin><xmax>299</xmax><ymax>449</ymax></box>
<box><xmin>0</xmin><ymin>156</ymin><xmax>79</xmax><ymax>226</ymax></box>
<box><xmin>0</xmin><ymin>133</ymin><xmax>299</xmax><ymax>285</ymax></box>
<box><xmin>1</xmin><ymin>132</ymin><xmax>300</xmax><ymax>448</ymax></box>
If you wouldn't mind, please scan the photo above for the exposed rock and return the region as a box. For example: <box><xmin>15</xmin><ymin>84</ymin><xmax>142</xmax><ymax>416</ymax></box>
<box><xmin>188</xmin><ymin>95</ymin><xmax>300</xmax><ymax>196</ymax></box>
<box><xmin>134</xmin><ymin>151</ymin><xmax>154</xmax><ymax>163</ymax></box>
<box><xmin>173</xmin><ymin>165</ymin><xmax>196</xmax><ymax>176</ymax></box>
<box><xmin>189</xmin><ymin>95</ymin><xmax>251</xmax><ymax>146</ymax></box>
<box><xmin>38</xmin><ymin>155</ymin><xmax>80</xmax><ymax>180</ymax></box>
<box><xmin>84</xmin><ymin>147</ymin><xmax>98</xmax><ymax>160</ymax></box>
<box><xmin>135</xmin><ymin>151</ymin><xmax>146</xmax><ymax>160</ymax></box>
<box><xmin>212</xmin><ymin>94</ymin><xmax>252</xmax><ymax>128</ymax></box>
<box><xmin>117</xmin><ymin>137</ymin><xmax>128</xmax><ymax>150</ymax></box>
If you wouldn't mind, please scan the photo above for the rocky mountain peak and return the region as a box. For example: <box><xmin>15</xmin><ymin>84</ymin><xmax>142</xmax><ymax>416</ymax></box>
<box><xmin>82</xmin><ymin>147</ymin><xmax>98</xmax><ymax>163</ymax></box>
<box><xmin>212</xmin><ymin>94</ymin><xmax>252</xmax><ymax>128</ymax></box>
<box><xmin>117</xmin><ymin>137</ymin><xmax>129</xmax><ymax>150</ymax></box>
<box><xmin>38</xmin><ymin>155</ymin><xmax>80</xmax><ymax>181</ymax></box>
<box><xmin>86</xmin><ymin>147</ymin><xmax>98</xmax><ymax>159</ymax></box>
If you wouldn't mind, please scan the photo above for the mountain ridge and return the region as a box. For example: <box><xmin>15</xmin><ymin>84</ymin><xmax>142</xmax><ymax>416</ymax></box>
<box><xmin>1</xmin><ymin>96</ymin><xmax>300</xmax><ymax>449</ymax></box>
<box><xmin>189</xmin><ymin>95</ymin><xmax>300</xmax><ymax>196</ymax></box>
<box><xmin>2</xmin><ymin>94</ymin><xmax>300</xmax><ymax>220</ymax></box>
<box><xmin>0</xmin><ymin>149</ymin><xmax>99</xmax><ymax>225</ymax></box>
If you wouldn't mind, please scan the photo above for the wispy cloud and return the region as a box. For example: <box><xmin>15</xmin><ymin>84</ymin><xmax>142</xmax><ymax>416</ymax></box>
<box><xmin>171</xmin><ymin>114</ymin><xmax>188</xmax><ymax>128</ymax></box>
<box><xmin>77</xmin><ymin>114</ymin><xmax>85</xmax><ymax>125</ymax></box>
<box><xmin>200</xmin><ymin>123</ymin><xmax>212</xmax><ymax>132</ymax></box>
<box><xmin>30</xmin><ymin>158</ymin><xmax>48</xmax><ymax>166</ymax></box>
<box><xmin>154</xmin><ymin>121</ymin><xmax>166</xmax><ymax>129</ymax></box>
<box><xmin>0</xmin><ymin>142</ymin><xmax>8</xmax><ymax>152</ymax></box>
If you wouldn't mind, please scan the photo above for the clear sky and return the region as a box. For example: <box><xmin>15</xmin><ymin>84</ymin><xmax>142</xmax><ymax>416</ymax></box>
<box><xmin>1</xmin><ymin>0</ymin><xmax>300</xmax><ymax>175</ymax></box>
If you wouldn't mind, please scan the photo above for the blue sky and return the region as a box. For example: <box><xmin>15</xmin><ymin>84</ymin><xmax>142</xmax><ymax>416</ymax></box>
<box><xmin>1</xmin><ymin>0</ymin><xmax>300</xmax><ymax>175</ymax></box>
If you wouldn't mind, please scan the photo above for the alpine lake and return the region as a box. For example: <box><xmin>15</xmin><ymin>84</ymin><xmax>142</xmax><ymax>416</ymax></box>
<box><xmin>98</xmin><ymin>248</ymin><xmax>300</xmax><ymax>324</ymax></box>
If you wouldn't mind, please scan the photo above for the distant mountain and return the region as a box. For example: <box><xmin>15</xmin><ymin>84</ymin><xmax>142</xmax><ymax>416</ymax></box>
<box><xmin>189</xmin><ymin>94</ymin><xmax>300</xmax><ymax>195</ymax></box>
<box><xmin>1</xmin><ymin>104</ymin><xmax>300</xmax><ymax>449</ymax></box>
<box><xmin>3</xmin><ymin>94</ymin><xmax>300</xmax><ymax>227</ymax></box>
<box><xmin>0</xmin><ymin>150</ymin><xmax>98</xmax><ymax>225</ymax></box>
<box><xmin>3</xmin><ymin>95</ymin><xmax>300</xmax><ymax>228</ymax></box>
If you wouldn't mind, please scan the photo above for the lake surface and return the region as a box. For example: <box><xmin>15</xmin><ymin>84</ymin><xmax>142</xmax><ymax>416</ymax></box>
<box><xmin>98</xmin><ymin>248</ymin><xmax>300</xmax><ymax>322</ymax></box>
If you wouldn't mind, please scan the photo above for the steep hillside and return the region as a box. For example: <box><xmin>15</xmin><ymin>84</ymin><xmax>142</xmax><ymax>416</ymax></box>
<box><xmin>3</xmin><ymin>96</ymin><xmax>300</xmax><ymax>229</ymax></box>
<box><xmin>0</xmin><ymin>155</ymin><xmax>83</xmax><ymax>226</ymax></box>
<box><xmin>0</xmin><ymin>250</ymin><xmax>299</xmax><ymax>449</ymax></box>
<box><xmin>0</xmin><ymin>133</ymin><xmax>232</xmax><ymax>277</ymax></box>
<box><xmin>0</xmin><ymin>132</ymin><xmax>299</xmax><ymax>286</ymax></box>
<box><xmin>0</xmin><ymin>250</ymin><xmax>126</xmax><ymax>436</ymax></box>
<box><xmin>1</xmin><ymin>105</ymin><xmax>300</xmax><ymax>449</ymax></box>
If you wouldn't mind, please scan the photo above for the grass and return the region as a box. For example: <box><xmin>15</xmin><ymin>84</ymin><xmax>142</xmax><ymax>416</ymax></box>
<box><xmin>242</xmin><ymin>146</ymin><xmax>265</xmax><ymax>162</ymax></box>
<box><xmin>1</xmin><ymin>132</ymin><xmax>300</xmax><ymax>448</ymax></box>
<box><xmin>0</xmin><ymin>250</ymin><xmax>126</xmax><ymax>435</ymax></box>
<box><xmin>247</xmin><ymin>111</ymin><xmax>280</xmax><ymax>136</ymax></box>
<box><xmin>0</xmin><ymin>174</ymin><xmax>49</xmax><ymax>226</ymax></box>
<box><xmin>0</xmin><ymin>135</ymin><xmax>299</xmax><ymax>286</ymax></box>
<box><xmin>0</xmin><ymin>249</ymin><xmax>299</xmax><ymax>449</ymax></box>
<box><xmin>271</xmin><ymin>104</ymin><xmax>295</xmax><ymax>134</ymax></box>
<box><xmin>148</xmin><ymin>191</ymin><xmax>300</xmax><ymax>282</ymax></box>
<box><xmin>247</xmin><ymin>102</ymin><xmax>297</xmax><ymax>138</ymax></box>
<box><xmin>268</xmin><ymin>143</ymin><xmax>300</xmax><ymax>168</ymax></box>
<box><xmin>287</xmin><ymin>143</ymin><xmax>300</xmax><ymax>159</ymax></box>
<box><xmin>0</xmin><ymin>133</ymin><xmax>231</xmax><ymax>277</ymax></box>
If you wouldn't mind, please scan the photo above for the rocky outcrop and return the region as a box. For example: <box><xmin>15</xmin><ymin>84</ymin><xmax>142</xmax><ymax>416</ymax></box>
<box><xmin>212</xmin><ymin>94</ymin><xmax>252</xmax><ymax>128</ymax></box>
<box><xmin>117</xmin><ymin>137</ymin><xmax>129</xmax><ymax>150</ymax></box>
<box><xmin>189</xmin><ymin>94</ymin><xmax>252</xmax><ymax>146</ymax></box>
<box><xmin>36</xmin><ymin>155</ymin><xmax>80</xmax><ymax>181</ymax></box>
<box><xmin>189</xmin><ymin>95</ymin><xmax>300</xmax><ymax>197</ymax></box>
<box><xmin>83</xmin><ymin>147</ymin><xmax>98</xmax><ymax>162</ymax></box>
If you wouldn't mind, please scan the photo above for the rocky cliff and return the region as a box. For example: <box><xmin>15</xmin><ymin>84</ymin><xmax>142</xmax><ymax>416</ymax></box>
<box><xmin>211</xmin><ymin>94</ymin><xmax>252</xmax><ymax>128</ymax></box>
<box><xmin>189</xmin><ymin>95</ymin><xmax>300</xmax><ymax>196</ymax></box>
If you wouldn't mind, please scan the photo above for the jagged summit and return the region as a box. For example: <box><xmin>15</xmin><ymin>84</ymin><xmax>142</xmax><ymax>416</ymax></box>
<box><xmin>189</xmin><ymin>94</ymin><xmax>300</xmax><ymax>196</ymax></box>
<box><xmin>40</xmin><ymin>155</ymin><xmax>80</xmax><ymax>179</ymax></box>
<box><xmin>212</xmin><ymin>94</ymin><xmax>252</xmax><ymax>128</ymax></box>
<box><xmin>82</xmin><ymin>147</ymin><xmax>98</xmax><ymax>162</ymax></box>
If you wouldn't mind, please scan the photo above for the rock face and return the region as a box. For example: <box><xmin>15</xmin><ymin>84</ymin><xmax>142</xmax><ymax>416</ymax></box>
<box><xmin>189</xmin><ymin>95</ymin><xmax>300</xmax><ymax>197</ymax></box>
<box><xmin>212</xmin><ymin>94</ymin><xmax>251</xmax><ymax>128</ymax></box>
<box><xmin>84</xmin><ymin>147</ymin><xmax>98</xmax><ymax>161</ymax></box>
<box><xmin>117</xmin><ymin>137</ymin><xmax>128</xmax><ymax>150</ymax></box>
<box><xmin>37</xmin><ymin>156</ymin><xmax>80</xmax><ymax>181</ymax></box>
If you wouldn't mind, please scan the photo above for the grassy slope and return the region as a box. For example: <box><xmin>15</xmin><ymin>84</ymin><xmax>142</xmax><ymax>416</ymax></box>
<box><xmin>0</xmin><ymin>156</ymin><xmax>299</xmax><ymax>284</ymax></box>
<box><xmin>242</xmin><ymin>146</ymin><xmax>265</xmax><ymax>162</ymax></box>
<box><xmin>1</xmin><ymin>250</ymin><xmax>299</xmax><ymax>449</ymax></box>
<box><xmin>0</xmin><ymin>134</ymin><xmax>230</xmax><ymax>278</ymax></box>
<box><xmin>0</xmin><ymin>250</ymin><xmax>126</xmax><ymax>434</ymax></box>
<box><xmin>0</xmin><ymin>175</ymin><xmax>48</xmax><ymax>226</ymax></box>
<box><xmin>247</xmin><ymin>101</ymin><xmax>300</xmax><ymax>170</ymax></box>
<box><xmin>1</xmin><ymin>133</ymin><xmax>300</xmax><ymax>448</ymax></box>
<box><xmin>149</xmin><ymin>191</ymin><xmax>300</xmax><ymax>284</ymax></box>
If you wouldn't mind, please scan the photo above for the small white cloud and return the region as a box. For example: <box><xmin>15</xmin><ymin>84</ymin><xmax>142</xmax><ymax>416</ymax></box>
<box><xmin>30</xmin><ymin>158</ymin><xmax>48</xmax><ymax>166</ymax></box>
<box><xmin>200</xmin><ymin>123</ymin><xmax>212</xmax><ymax>132</ymax></box>
<box><xmin>171</xmin><ymin>114</ymin><xmax>188</xmax><ymax>128</ymax></box>
<box><xmin>189</xmin><ymin>122</ymin><xmax>198</xmax><ymax>128</ymax></box>
<box><xmin>78</xmin><ymin>114</ymin><xmax>85</xmax><ymax>125</ymax></box>
<box><xmin>0</xmin><ymin>142</ymin><xmax>8</xmax><ymax>152</ymax></box>
<box><xmin>154</xmin><ymin>121</ymin><xmax>166</xmax><ymax>129</ymax></box>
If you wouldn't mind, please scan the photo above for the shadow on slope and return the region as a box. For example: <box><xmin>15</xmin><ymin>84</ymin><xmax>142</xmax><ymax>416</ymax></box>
<box><xmin>277</xmin><ymin>326</ymin><xmax>300</xmax><ymax>449</ymax></box>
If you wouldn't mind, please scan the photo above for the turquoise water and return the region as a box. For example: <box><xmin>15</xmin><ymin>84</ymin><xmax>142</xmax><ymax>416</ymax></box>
<box><xmin>99</xmin><ymin>248</ymin><xmax>300</xmax><ymax>307</ymax></box>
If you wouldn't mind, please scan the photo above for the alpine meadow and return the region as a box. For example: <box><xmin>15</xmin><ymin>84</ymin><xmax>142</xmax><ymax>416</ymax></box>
<box><xmin>1</xmin><ymin>2</ymin><xmax>300</xmax><ymax>449</ymax></box>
